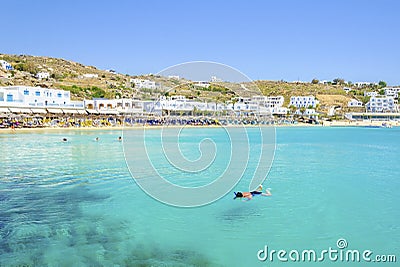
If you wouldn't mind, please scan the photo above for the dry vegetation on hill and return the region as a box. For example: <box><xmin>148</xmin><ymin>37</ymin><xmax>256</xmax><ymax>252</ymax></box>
<box><xmin>0</xmin><ymin>54</ymin><xmax>182</xmax><ymax>100</ymax></box>
<box><xmin>0</xmin><ymin>53</ymin><xmax>385</xmax><ymax>115</ymax></box>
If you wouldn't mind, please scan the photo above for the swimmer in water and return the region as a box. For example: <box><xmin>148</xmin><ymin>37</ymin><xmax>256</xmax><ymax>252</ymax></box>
<box><xmin>233</xmin><ymin>185</ymin><xmax>271</xmax><ymax>201</ymax></box>
<box><xmin>95</xmin><ymin>137</ymin><xmax>99</xmax><ymax>142</ymax></box>
<box><xmin>118</xmin><ymin>136</ymin><xmax>122</xmax><ymax>142</ymax></box>
<box><xmin>62</xmin><ymin>138</ymin><xmax>68</xmax><ymax>142</ymax></box>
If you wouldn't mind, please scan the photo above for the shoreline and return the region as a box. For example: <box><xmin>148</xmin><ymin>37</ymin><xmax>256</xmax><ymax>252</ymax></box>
<box><xmin>0</xmin><ymin>120</ymin><xmax>397</xmax><ymax>134</ymax></box>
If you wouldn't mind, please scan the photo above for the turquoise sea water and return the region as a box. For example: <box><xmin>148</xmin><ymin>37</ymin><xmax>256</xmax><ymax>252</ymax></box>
<box><xmin>0</xmin><ymin>127</ymin><xmax>399</xmax><ymax>266</ymax></box>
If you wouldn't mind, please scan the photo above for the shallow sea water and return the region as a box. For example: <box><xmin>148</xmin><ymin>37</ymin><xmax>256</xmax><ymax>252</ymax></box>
<box><xmin>0</xmin><ymin>127</ymin><xmax>399</xmax><ymax>266</ymax></box>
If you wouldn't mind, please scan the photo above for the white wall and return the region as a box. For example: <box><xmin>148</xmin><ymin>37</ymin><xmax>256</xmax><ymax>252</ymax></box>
<box><xmin>366</xmin><ymin>96</ymin><xmax>397</xmax><ymax>112</ymax></box>
<box><xmin>289</xmin><ymin>96</ymin><xmax>319</xmax><ymax>108</ymax></box>
<box><xmin>0</xmin><ymin>86</ymin><xmax>81</xmax><ymax>108</ymax></box>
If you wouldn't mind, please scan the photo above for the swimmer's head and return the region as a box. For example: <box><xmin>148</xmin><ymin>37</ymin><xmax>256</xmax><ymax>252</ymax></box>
<box><xmin>233</xmin><ymin>192</ymin><xmax>243</xmax><ymax>199</ymax></box>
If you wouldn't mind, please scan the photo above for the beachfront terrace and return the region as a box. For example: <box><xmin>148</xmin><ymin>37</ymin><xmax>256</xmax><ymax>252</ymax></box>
<box><xmin>346</xmin><ymin>112</ymin><xmax>400</xmax><ymax>121</ymax></box>
<box><xmin>0</xmin><ymin>86</ymin><xmax>330</xmax><ymax>120</ymax></box>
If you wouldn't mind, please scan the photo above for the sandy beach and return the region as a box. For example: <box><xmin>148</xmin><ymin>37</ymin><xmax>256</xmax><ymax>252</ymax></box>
<box><xmin>321</xmin><ymin>120</ymin><xmax>399</xmax><ymax>127</ymax></box>
<box><xmin>0</xmin><ymin>120</ymin><xmax>397</xmax><ymax>134</ymax></box>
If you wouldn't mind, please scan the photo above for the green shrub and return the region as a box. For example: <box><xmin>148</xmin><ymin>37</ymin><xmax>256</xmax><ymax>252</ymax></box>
<box><xmin>14</xmin><ymin>62</ymin><xmax>38</xmax><ymax>74</ymax></box>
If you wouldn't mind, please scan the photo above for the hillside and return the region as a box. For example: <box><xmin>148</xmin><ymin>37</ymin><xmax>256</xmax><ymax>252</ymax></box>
<box><xmin>0</xmin><ymin>54</ymin><xmax>182</xmax><ymax>100</ymax></box>
<box><xmin>254</xmin><ymin>80</ymin><xmax>352</xmax><ymax>113</ymax></box>
<box><xmin>0</xmin><ymin>53</ymin><xmax>380</xmax><ymax>115</ymax></box>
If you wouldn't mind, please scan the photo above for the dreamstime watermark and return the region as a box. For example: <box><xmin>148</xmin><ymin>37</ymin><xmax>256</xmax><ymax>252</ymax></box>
<box><xmin>257</xmin><ymin>238</ymin><xmax>397</xmax><ymax>264</ymax></box>
<box><xmin>122</xmin><ymin>61</ymin><xmax>276</xmax><ymax>207</ymax></box>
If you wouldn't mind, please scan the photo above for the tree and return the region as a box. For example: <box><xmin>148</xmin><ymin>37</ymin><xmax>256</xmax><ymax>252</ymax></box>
<box><xmin>379</xmin><ymin>89</ymin><xmax>385</xmax><ymax>95</ymax></box>
<box><xmin>360</xmin><ymin>96</ymin><xmax>371</xmax><ymax>105</ymax></box>
<box><xmin>332</xmin><ymin>78</ymin><xmax>345</xmax><ymax>85</ymax></box>
<box><xmin>378</xmin><ymin>80</ymin><xmax>387</xmax><ymax>88</ymax></box>
<box><xmin>300</xmin><ymin>106</ymin><xmax>306</xmax><ymax>114</ymax></box>
<box><xmin>232</xmin><ymin>98</ymin><xmax>238</xmax><ymax>110</ymax></box>
<box><xmin>311</xmin><ymin>78</ymin><xmax>319</xmax><ymax>84</ymax></box>
<box><xmin>289</xmin><ymin>105</ymin><xmax>297</xmax><ymax>114</ymax></box>
<box><xmin>14</xmin><ymin>62</ymin><xmax>38</xmax><ymax>74</ymax></box>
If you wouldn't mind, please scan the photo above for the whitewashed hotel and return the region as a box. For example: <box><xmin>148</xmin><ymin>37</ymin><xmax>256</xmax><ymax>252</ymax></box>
<box><xmin>0</xmin><ymin>86</ymin><xmax>84</xmax><ymax>113</ymax></box>
<box><xmin>230</xmin><ymin>97</ymin><xmax>263</xmax><ymax>115</ymax></box>
<box><xmin>343</xmin><ymin>87</ymin><xmax>351</xmax><ymax>93</ymax></box>
<box><xmin>0</xmin><ymin>60</ymin><xmax>13</xmax><ymax>71</ymax></box>
<box><xmin>384</xmin><ymin>87</ymin><xmax>400</xmax><ymax>98</ymax></box>
<box><xmin>364</xmin><ymin>91</ymin><xmax>378</xmax><ymax>97</ymax></box>
<box><xmin>251</xmin><ymin>96</ymin><xmax>284</xmax><ymax>108</ymax></box>
<box><xmin>250</xmin><ymin>96</ymin><xmax>287</xmax><ymax>115</ymax></box>
<box><xmin>36</xmin><ymin>72</ymin><xmax>50</xmax><ymax>80</ymax></box>
<box><xmin>130</xmin><ymin>78</ymin><xmax>160</xmax><ymax>89</ymax></box>
<box><xmin>144</xmin><ymin>96</ymin><xmax>222</xmax><ymax>115</ymax></box>
<box><xmin>80</xmin><ymin>73</ymin><xmax>99</xmax><ymax>79</ymax></box>
<box><xmin>84</xmin><ymin>98</ymin><xmax>144</xmax><ymax>114</ymax></box>
<box><xmin>348</xmin><ymin>99</ymin><xmax>363</xmax><ymax>107</ymax></box>
<box><xmin>228</xmin><ymin>102</ymin><xmax>259</xmax><ymax>115</ymax></box>
<box><xmin>366</xmin><ymin>96</ymin><xmax>398</xmax><ymax>113</ymax></box>
<box><xmin>294</xmin><ymin>108</ymin><xmax>317</xmax><ymax>116</ymax></box>
<box><xmin>354</xmin><ymin>81</ymin><xmax>378</xmax><ymax>87</ymax></box>
<box><xmin>289</xmin><ymin>96</ymin><xmax>319</xmax><ymax>108</ymax></box>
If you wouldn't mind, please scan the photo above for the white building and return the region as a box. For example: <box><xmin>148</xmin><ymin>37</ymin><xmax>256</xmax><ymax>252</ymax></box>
<box><xmin>366</xmin><ymin>96</ymin><xmax>398</xmax><ymax>113</ymax></box>
<box><xmin>168</xmin><ymin>75</ymin><xmax>180</xmax><ymax>80</ymax></box>
<box><xmin>211</xmin><ymin>76</ymin><xmax>222</xmax><ymax>82</ymax></box>
<box><xmin>343</xmin><ymin>87</ymin><xmax>351</xmax><ymax>93</ymax></box>
<box><xmin>81</xmin><ymin>73</ymin><xmax>99</xmax><ymax>78</ymax></box>
<box><xmin>364</xmin><ymin>91</ymin><xmax>378</xmax><ymax>97</ymax></box>
<box><xmin>144</xmin><ymin>95</ymin><xmax>193</xmax><ymax>114</ymax></box>
<box><xmin>0</xmin><ymin>86</ymin><xmax>84</xmax><ymax>112</ymax></box>
<box><xmin>194</xmin><ymin>81</ymin><xmax>211</xmax><ymax>88</ymax></box>
<box><xmin>229</xmin><ymin>102</ymin><xmax>259</xmax><ymax>114</ymax></box>
<box><xmin>289</xmin><ymin>96</ymin><xmax>319</xmax><ymax>108</ymax></box>
<box><xmin>348</xmin><ymin>99</ymin><xmax>363</xmax><ymax>107</ymax></box>
<box><xmin>295</xmin><ymin>108</ymin><xmax>317</xmax><ymax>116</ymax></box>
<box><xmin>131</xmin><ymin>78</ymin><xmax>160</xmax><ymax>89</ymax></box>
<box><xmin>0</xmin><ymin>60</ymin><xmax>13</xmax><ymax>71</ymax></box>
<box><xmin>84</xmin><ymin>98</ymin><xmax>143</xmax><ymax>114</ymax></box>
<box><xmin>345</xmin><ymin>112</ymin><xmax>400</xmax><ymax>121</ymax></box>
<box><xmin>319</xmin><ymin>80</ymin><xmax>330</xmax><ymax>85</ymax></box>
<box><xmin>228</xmin><ymin>97</ymin><xmax>257</xmax><ymax>114</ymax></box>
<box><xmin>271</xmin><ymin>107</ymin><xmax>289</xmax><ymax>115</ymax></box>
<box><xmin>249</xmin><ymin>95</ymin><xmax>286</xmax><ymax>115</ymax></box>
<box><xmin>384</xmin><ymin>87</ymin><xmax>400</xmax><ymax>98</ymax></box>
<box><xmin>36</xmin><ymin>72</ymin><xmax>50</xmax><ymax>80</ymax></box>
<box><xmin>143</xmin><ymin>95</ymin><xmax>232</xmax><ymax>115</ymax></box>
<box><xmin>251</xmin><ymin>96</ymin><xmax>284</xmax><ymax>108</ymax></box>
<box><xmin>354</xmin><ymin>81</ymin><xmax>378</xmax><ymax>87</ymax></box>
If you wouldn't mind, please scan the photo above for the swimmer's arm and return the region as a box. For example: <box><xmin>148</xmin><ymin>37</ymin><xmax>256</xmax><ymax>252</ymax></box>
<box><xmin>242</xmin><ymin>195</ymin><xmax>252</xmax><ymax>201</ymax></box>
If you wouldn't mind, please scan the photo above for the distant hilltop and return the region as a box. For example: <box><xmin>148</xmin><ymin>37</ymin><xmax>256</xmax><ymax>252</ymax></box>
<box><xmin>0</xmin><ymin>53</ymin><xmax>395</xmax><ymax>115</ymax></box>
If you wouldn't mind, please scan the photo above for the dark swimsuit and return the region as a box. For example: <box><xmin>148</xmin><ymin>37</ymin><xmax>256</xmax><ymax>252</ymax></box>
<box><xmin>250</xmin><ymin>191</ymin><xmax>262</xmax><ymax>196</ymax></box>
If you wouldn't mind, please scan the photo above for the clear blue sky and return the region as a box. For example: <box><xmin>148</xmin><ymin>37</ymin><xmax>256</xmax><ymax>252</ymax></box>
<box><xmin>2</xmin><ymin>0</ymin><xmax>400</xmax><ymax>85</ymax></box>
